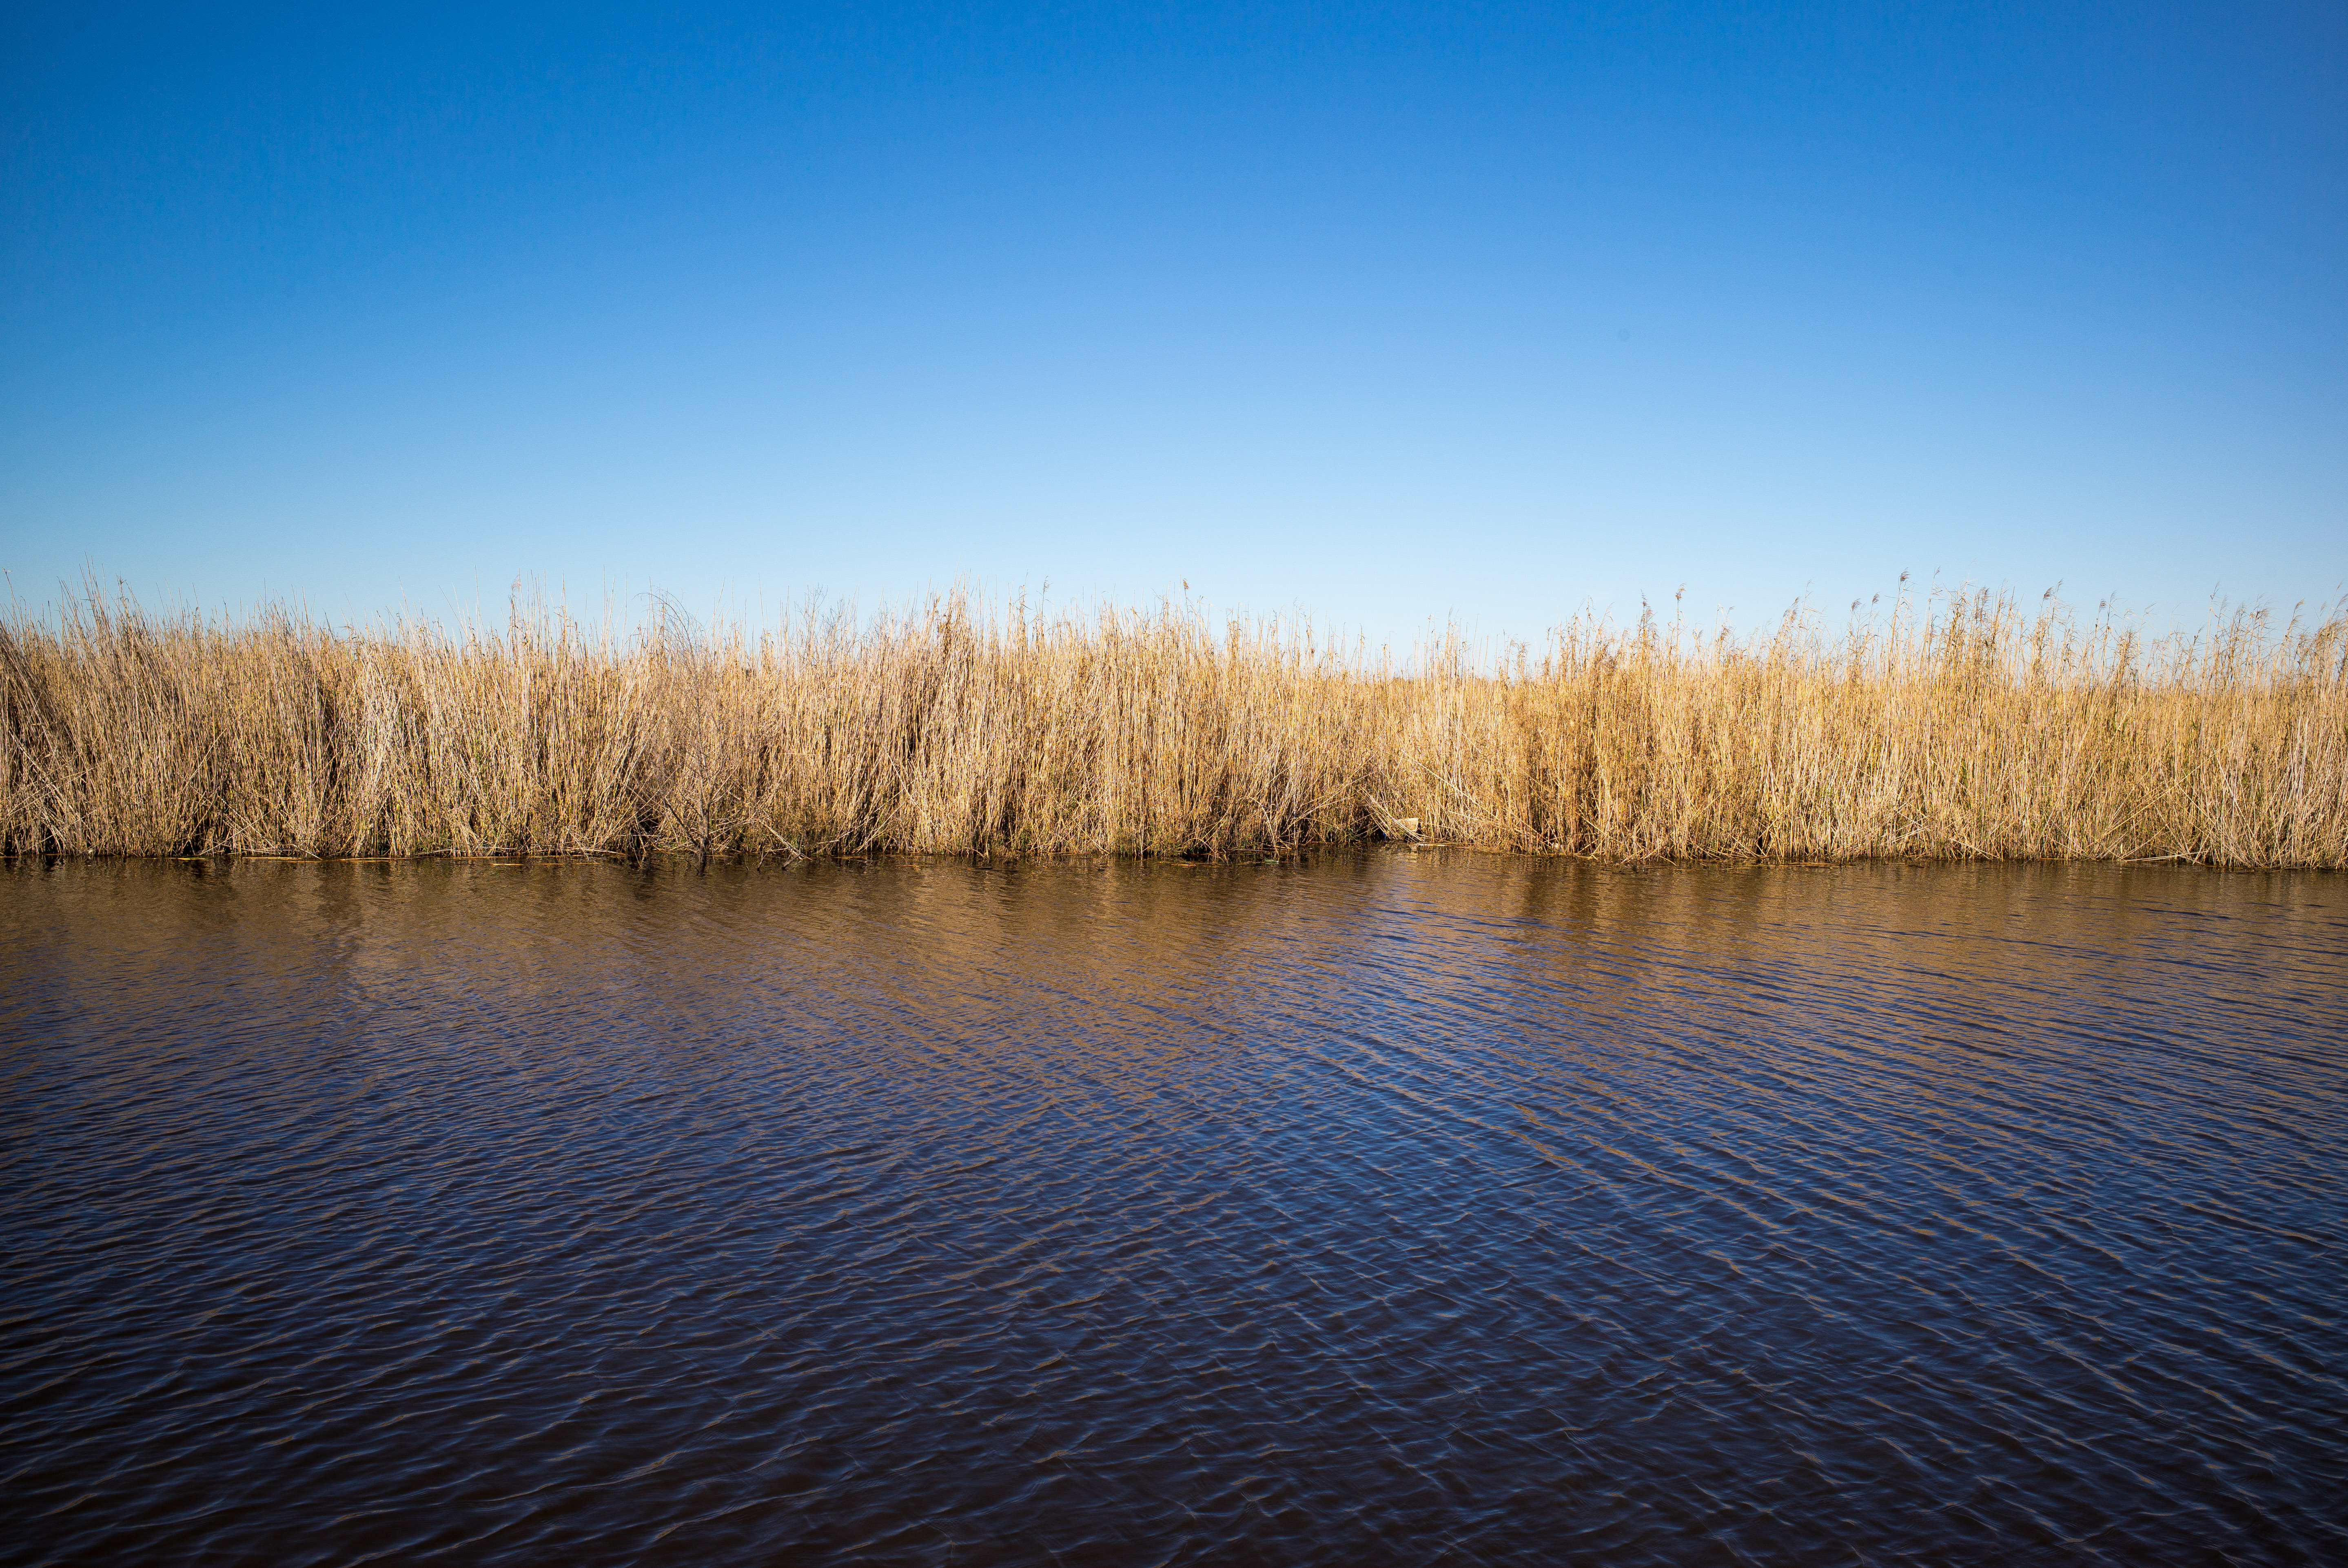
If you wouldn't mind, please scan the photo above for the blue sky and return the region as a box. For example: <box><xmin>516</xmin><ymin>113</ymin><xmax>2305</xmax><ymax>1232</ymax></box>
<box><xmin>4</xmin><ymin>2</ymin><xmax>2342</xmax><ymax>644</ymax></box>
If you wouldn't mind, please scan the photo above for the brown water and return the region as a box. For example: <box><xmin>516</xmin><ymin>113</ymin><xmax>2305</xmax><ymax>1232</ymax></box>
<box><xmin>2</xmin><ymin>855</ymin><xmax>2343</xmax><ymax>1565</ymax></box>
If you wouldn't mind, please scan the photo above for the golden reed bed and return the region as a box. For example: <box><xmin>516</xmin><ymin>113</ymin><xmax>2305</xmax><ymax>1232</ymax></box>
<box><xmin>2</xmin><ymin>585</ymin><xmax>2342</xmax><ymax>866</ymax></box>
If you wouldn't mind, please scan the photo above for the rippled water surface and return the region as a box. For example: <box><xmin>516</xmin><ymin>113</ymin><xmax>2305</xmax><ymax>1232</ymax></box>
<box><xmin>4</xmin><ymin>856</ymin><xmax>2345</xmax><ymax>1565</ymax></box>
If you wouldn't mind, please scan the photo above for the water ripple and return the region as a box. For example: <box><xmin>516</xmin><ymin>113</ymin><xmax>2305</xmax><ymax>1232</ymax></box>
<box><xmin>3</xmin><ymin>856</ymin><xmax>2344</xmax><ymax>1564</ymax></box>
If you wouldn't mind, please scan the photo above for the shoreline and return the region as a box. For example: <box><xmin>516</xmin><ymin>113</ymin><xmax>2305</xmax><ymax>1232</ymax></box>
<box><xmin>7</xmin><ymin>844</ymin><xmax>2340</xmax><ymax>871</ymax></box>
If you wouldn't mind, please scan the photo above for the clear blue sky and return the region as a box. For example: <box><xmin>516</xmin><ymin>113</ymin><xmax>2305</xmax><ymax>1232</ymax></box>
<box><xmin>5</xmin><ymin>2</ymin><xmax>2342</xmax><ymax>644</ymax></box>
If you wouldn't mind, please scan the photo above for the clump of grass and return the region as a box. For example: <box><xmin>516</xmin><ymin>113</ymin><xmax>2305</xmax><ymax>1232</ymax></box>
<box><xmin>1</xmin><ymin>582</ymin><xmax>2341</xmax><ymax>866</ymax></box>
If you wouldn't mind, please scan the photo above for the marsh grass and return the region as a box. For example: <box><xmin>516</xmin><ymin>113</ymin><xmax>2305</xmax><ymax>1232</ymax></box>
<box><xmin>2</xmin><ymin>583</ymin><xmax>2342</xmax><ymax>865</ymax></box>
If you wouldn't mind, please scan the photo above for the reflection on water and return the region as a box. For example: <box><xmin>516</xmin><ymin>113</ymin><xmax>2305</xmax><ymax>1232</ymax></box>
<box><xmin>2</xmin><ymin>855</ymin><xmax>2343</xmax><ymax>1564</ymax></box>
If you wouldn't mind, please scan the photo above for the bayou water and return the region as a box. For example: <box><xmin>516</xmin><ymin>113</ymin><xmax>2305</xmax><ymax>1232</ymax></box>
<box><xmin>3</xmin><ymin>856</ymin><xmax>2342</xmax><ymax>1564</ymax></box>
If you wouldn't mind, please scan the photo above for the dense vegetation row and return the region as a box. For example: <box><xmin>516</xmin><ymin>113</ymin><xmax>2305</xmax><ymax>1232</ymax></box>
<box><xmin>2</xmin><ymin>585</ymin><xmax>2342</xmax><ymax>865</ymax></box>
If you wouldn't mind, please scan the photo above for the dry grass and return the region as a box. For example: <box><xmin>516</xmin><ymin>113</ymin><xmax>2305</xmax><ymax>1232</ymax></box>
<box><xmin>2</xmin><ymin>583</ymin><xmax>2342</xmax><ymax>866</ymax></box>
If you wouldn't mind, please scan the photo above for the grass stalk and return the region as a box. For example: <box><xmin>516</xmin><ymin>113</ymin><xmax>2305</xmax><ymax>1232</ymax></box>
<box><xmin>2</xmin><ymin>583</ymin><xmax>2341</xmax><ymax>866</ymax></box>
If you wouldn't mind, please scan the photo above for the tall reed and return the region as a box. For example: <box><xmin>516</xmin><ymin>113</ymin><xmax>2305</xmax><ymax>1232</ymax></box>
<box><xmin>2</xmin><ymin>584</ymin><xmax>2341</xmax><ymax>865</ymax></box>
